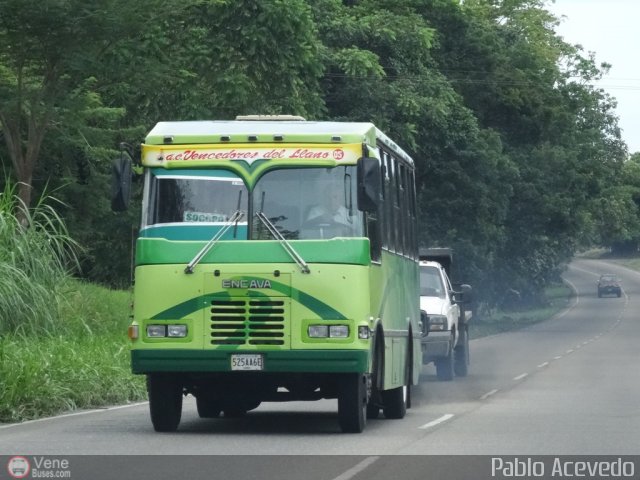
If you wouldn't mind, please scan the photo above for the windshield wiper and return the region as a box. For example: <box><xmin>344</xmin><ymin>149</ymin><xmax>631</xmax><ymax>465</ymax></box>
<box><xmin>184</xmin><ymin>210</ymin><xmax>245</xmax><ymax>274</ymax></box>
<box><xmin>255</xmin><ymin>211</ymin><xmax>310</xmax><ymax>274</ymax></box>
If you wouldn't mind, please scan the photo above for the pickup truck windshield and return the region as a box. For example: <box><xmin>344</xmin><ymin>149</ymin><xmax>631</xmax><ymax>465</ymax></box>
<box><xmin>420</xmin><ymin>265</ymin><xmax>446</xmax><ymax>299</ymax></box>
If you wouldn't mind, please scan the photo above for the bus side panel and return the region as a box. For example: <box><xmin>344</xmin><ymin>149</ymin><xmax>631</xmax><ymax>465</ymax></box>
<box><xmin>369</xmin><ymin>250</ymin><xmax>420</xmax><ymax>390</ymax></box>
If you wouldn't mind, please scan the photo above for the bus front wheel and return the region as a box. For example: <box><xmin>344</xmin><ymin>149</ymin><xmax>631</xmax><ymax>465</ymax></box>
<box><xmin>147</xmin><ymin>374</ymin><xmax>183</xmax><ymax>432</ymax></box>
<box><xmin>338</xmin><ymin>373</ymin><xmax>367</xmax><ymax>433</ymax></box>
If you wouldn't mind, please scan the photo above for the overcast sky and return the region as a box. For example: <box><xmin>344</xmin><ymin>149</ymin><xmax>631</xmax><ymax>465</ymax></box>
<box><xmin>548</xmin><ymin>0</ymin><xmax>640</xmax><ymax>153</ymax></box>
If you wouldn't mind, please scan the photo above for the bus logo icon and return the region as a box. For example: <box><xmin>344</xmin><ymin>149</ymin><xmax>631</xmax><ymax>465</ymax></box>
<box><xmin>7</xmin><ymin>456</ymin><xmax>30</xmax><ymax>479</ymax></box>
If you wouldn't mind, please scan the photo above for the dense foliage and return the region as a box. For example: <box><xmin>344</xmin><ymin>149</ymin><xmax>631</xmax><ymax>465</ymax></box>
<box><xmin>0</xmin><ymin>181</ymin><xmax>79</xmax><ymax>335</ymax></box>
<box><xmin>1</xmin><ymin>0</ymin><xmax>638</xmax><ymax>306</ymax></box>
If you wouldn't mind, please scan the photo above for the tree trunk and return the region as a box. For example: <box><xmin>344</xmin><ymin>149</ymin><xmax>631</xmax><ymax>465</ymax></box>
<box><xmin>0</xmin><ymin>110</ymin><xmax>48</xmax><ymax>226</ymax></box>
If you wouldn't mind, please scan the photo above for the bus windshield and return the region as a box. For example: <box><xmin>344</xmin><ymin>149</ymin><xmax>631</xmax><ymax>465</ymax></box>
<box><xmin>143</xmin><ymin>166</ymin><xmax>365</xmax><ymax>240</ymax></box>
<box><xmin>253</xmin><ymin>166</ymin><xmax>364</xmax><ymax>240</ymax></box>
<box><xmin>145</xmin><ymin>170</ymin><xmax>248</xmax><ymax>228</ymax></box>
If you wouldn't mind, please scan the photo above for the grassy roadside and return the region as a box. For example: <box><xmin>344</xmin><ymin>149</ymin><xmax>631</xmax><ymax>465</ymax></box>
<box><xmin>470</xmin><ymin>251</ymin><xmax>640</xmax><ymax>340</ymax></box>
<box><xmin>1</xmin><ymin>280</ymin><xmax>574</xmax><ymax>424</ymax></box>
<box><xmin>4</xmin><ymin>251</ymin><xmax>635</xmax><ymax>424</ymax></box>
<box><xmin>0</xmin><ymin>281</ymin><xmax>146</xmax><ymax>423</ymax></box>
<box><xmin>470</xmin><ymin>282</ymin><xmax>573</xmax><ymax>339</ymax></box>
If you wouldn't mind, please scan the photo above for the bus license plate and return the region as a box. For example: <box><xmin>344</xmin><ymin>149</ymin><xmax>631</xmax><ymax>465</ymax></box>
<box><xmin>230</xmin><ymin>354</ymin><xmax>264</xmax><ymax>371</ymax></box>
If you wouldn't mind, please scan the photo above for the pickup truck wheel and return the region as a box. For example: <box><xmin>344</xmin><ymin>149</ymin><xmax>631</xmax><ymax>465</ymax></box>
<box><xmin>435</xmin><ymin>344</ymin><xmax>455</xmax><ymax>381</ymax></box>
<box><xmin>454</xmin><ymin>326</ymin><xmax>469</xmax><ymax>377</ymax></box>
<box><xmin>147</xmin><ymin>374</ymin><xmax>183</xmax><ymax>432</ymax></box>
<box><xmin>338</xmin><ymin>373</ymin><xmax>367</xmax><ymax>433</ymax></box>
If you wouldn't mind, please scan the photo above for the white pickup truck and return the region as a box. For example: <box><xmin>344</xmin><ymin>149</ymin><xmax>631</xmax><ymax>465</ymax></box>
<box><xmin>419</xmin><ymin>248</ymin><xmax>472</xmax><ymax>381</ymax></box>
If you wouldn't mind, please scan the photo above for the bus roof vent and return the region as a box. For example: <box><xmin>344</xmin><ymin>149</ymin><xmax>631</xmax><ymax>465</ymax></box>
<box><xmin>235</xmin><ymin>115</ymin><xmax>306</xmax><ymax>121</ymax></box>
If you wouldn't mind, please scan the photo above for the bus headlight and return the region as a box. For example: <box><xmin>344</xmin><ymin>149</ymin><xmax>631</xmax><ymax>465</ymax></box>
<box><xmin>308</xmin><ymin>325</ymin><xmax>329</xmax><ymax>338</ymax></box>
<box><xmin>167</xmin><ymin>325</ymin><xmax>188</xmax><ymax>338</ymax></box>
<box><xmin>308</xmin><ymin>324</ymin><xmax>350</xmax><ymax>338</ymax></box>
<box><xmin>146</xmin><ymin>324</ymin><xmax>188</xmax><ymax>338</ymax></box>
<box><xmin>146</xmin><ymin>325</ymin><xmax>167</xmax><ymax>337</ymax></box>
<box><xmin>329</xmin><ymin>325</ymin><xmax>349</xmax><ymax>338</ymax></box>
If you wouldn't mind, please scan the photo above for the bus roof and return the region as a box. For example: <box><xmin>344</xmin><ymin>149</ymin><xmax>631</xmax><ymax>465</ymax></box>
<box><xmin>145</xmin><ymin>120</ymin><xmax>413</xmax><ymax>165</ymax></box>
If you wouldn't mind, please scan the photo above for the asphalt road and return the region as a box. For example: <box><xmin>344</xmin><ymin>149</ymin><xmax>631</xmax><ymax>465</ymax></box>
<box><xmin>1</xmin><ymin>259</ymin><xmax>638</xmax><ymax>479</ymax></box>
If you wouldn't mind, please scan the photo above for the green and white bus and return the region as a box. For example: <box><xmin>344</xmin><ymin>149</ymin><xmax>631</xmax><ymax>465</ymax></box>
<box><xmin>112</xmin><ymin>116</ymin><xmax>421</xmax><ymax>433</ymax></box>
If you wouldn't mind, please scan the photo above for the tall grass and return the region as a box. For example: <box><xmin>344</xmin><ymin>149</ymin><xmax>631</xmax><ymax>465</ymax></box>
<box><xmin>0</xmin><ymin>181</ymin><xmax>80</xmax><ymax>335</ymax></box>
<box><xmin>0</xmin><ymin>281</ymin><xmax>146</xmax><ymax>423</ymax></box>
<box><xmin>0</xmin><ymin>182</ymin><xmax>145</xmax><ymax>423</ymax></box>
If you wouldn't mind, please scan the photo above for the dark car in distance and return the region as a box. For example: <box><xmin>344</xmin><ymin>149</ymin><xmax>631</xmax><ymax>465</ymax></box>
<box><xmin>597</xmin><ymin>274</ymin><xmax>622</xmax><ymax>298</ymax></box>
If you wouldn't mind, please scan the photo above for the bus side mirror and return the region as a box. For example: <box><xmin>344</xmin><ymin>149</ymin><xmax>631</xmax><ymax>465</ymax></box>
<box><xmin>111</xmin><ymin>153</ymin><xmax>132</xmax><ymax>212</ymax></box>
<box><xmin>357</xmin><ymin>157</ymin><xmax>381</xmax><ymax>212</ymax></box>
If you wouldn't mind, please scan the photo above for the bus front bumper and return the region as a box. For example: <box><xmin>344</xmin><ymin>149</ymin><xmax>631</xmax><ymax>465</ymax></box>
<box><xmin>131</xmin><ymin>349</ymin><xmax>368</xmax><ymax>374</ymax></box>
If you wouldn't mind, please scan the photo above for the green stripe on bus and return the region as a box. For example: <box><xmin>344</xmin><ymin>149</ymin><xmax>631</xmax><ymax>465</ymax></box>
<box><xmin>136</xmin><ymin>238</ymin><xmax>371</xmax><ymax>266</ymax></box>
<box><xmin>151</xmin><ymin>283</ymin><xmax>347</xmax><ymax>320</ymax></box>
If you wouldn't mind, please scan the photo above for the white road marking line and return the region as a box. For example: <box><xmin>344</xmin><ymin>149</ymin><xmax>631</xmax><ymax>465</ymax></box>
<box><xmin>332</xmin><ymin>456</ymin><xmax>380</xmax><ymax>480</ymax></box>
<box><xmin>566</xmin><ymin>349</ymin><xmax>574</xmax><ymax>354</ymax></box>
<box><xmin>0</xmin><ymin>402</ymin><xmax>149</xmax><ymax>430</ymax></box>
<box><xmin>513</xmin><ymin>373</ymin><xmax>528</xmax><ymax>381</ymax></box>
<box><xmin>537</xmin><ymin>362</ymin><xmax>549</xmax><ymax>368</ymax></box>
<box><xmin>554</xmin><ymin>355</ymin><xmax>563</xmax><ymax>360</ymax></box>
<box><xmin>480</xmin><ymin>389</ymin><xmax>499</xmax><ymax>400</ymax></box>
<box><xmin>419</xmin><ymin>413</ymin><xmax>455</xmax><ymax>430</ymax></box>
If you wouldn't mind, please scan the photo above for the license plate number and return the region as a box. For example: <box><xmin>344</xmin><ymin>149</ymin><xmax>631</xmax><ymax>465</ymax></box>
<box><xmin>230</xmin><ymin>354</ymin><xmax>264</xmax><ymax>371</ymax></box>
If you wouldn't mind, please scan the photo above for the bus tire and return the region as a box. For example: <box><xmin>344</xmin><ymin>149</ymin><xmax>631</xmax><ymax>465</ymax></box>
<box><xmin>382</xmin><ymin>385</ymin><xmax>407</xmax><ymax>419</ymax></box>
<box><xmin>338</xmin><ymin>373</ymin><xmax>367</xmax><ymax>433</ymax></box>
<box><xmin>196</xmin><ymin>396</ymin><xmax>221</xmax><ymax>418</ymax></box>
<box><xmin>454</xmin><ymin>326</ymin><xmax>470</xmax><ymax>377</ymax></box>
<box><xmin>147</xmin><ymin>374</ymin><xmax>183</xmax><ymax>432</ymax></box>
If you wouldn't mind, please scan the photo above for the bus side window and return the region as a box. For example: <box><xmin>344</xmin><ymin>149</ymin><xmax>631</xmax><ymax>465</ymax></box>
<box><xmin>382</xmin><ymin>150</ymin><xmax>393</xmax><ymax>251</ymax></box>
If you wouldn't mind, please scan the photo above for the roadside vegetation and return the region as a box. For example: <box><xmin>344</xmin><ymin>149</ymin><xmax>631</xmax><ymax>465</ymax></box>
<box><xmin>0</xmin><ymin>186</ymin><xmax>145</xmax><ymax>423</ymax></box>
<box><xmin>2</xmin><ymin>0</ymin><xmax>640</xmax><ymax>423</ymax></box>
<box><xmin>471</xmin><ymin>283</ymin><xmax>573</xmax><ymax>339</ymax></box>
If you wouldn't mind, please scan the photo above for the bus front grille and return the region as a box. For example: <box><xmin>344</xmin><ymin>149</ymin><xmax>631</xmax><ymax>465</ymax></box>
<box><xmin>210</xmin><ymin>299</ymin><xmax>287</xmax><ymax>346</ymax></box>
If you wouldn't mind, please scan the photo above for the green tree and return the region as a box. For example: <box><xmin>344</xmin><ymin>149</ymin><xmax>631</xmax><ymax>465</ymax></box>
<box><xmin>0</xmin><ymin>0</ymin><xmax>194</xmax><ymax>215</ymax></box>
